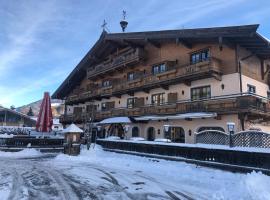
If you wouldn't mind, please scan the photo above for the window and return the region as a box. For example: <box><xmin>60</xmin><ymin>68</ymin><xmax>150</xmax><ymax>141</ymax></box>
<box><xmin>152</xmin><ymin>63</ymin><xmax>167</xmax><ymax>75</ymax></box>
<box><xmin>127</xmin><ymin>72</ymin><xmax>135</xmax><ymax>81</ymax></box>
<box><xmin>127</xmin><ymin>98</ymin><xmax>136</xmax><ymax>108</ymax></box>
<box><xmin>190</xmin><ymin>49</ymin><xmax>210</xmax><ymax>64</ymax></box>
<box><xmin>191</xmin><ymin>86</ymin><xmax>211</xmax><ymax>100</ymax></box>
<box><xmin>102</xmin><ymin>80</ymin><xmax>111</xmax><ymax>87</ymax></box>
<box><xmin>247</xmin><ymin>84</ymin><xmax>256</xmax><ymax>94</ymax></box>
<box><xmin>132</xmin><ymin>127</ymin><xmax>139</xmax><ymax>137</ymax></box>
<box><xmin>101</xmin><ymin>103</ymin><xmax>107</xmax><ymax>111</ymax></box>
<box><xmin>152</xmin><ymin>93</ymin><xmax>165</xmax><ymax>105</ymax></box>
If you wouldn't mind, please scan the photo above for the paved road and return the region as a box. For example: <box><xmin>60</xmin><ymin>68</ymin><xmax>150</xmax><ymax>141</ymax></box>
<box><xmin>0</xmin><ymin>155</ymin><xmax>204</xmax><ymax>200</ymax></box>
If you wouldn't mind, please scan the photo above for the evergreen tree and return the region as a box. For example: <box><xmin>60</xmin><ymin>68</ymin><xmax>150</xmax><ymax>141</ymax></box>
<box><xmin>10</xmin><ymin>105</ymin><xmax>16</xmax><ymax>110</ymax></box>
<box><xmin>27</xmin><ymin>107</ymin><xmax>34</xmax><ymax>116</ymax></box>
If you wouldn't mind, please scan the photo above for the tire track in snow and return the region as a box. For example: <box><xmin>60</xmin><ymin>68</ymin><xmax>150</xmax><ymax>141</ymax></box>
<box><xmin>8</xmin><ymin>170</ymin><xmax>27</xmax><ymax>200</ymax></box>
<box><xmin>33</xmin><ymin>163</ymin><xmax>80</xmax><ymax>200</ymax></box>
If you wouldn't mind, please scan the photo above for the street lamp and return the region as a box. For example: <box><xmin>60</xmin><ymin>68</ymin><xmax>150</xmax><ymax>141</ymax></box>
<box><xmin>163</xmin><ymin>125</ymin><xmax>170</xmax><ymax>143</ymax></box>
<box><xmin>227</xmin><ymin>122</ymin><xmax>235</xmax><ymax>147</ymax></box>
<box><xmin>124</xmin><ymin>125</ymin><xmax>130</xmax><ymax>139</ymax></box>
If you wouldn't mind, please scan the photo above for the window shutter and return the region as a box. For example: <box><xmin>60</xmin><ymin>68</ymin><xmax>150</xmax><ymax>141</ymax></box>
<box><xmin>134</xmin><ymin>97</ymin><xmax>145</xmax><ymax>107</ymax></box>
<box><xmin>106</xmin><ymin>101</ymin><xmax>115</xmax><ymax>109</ymax></box>
<box><xmin>167</xmin><ymin>93</ymin><xmax>178</xmax><ymax>103</ymax></box>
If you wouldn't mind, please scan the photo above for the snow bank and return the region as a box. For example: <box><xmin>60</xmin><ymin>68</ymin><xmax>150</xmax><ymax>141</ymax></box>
<box><xmin>55</xmin><ymin>145</ymin><xmax>104</xmax><ymax>163</ymax></box>
<box><xmin>106</xmin><ymin>136</ymin><xmax>121</xmax><ymax>140</ymax></box>
<box><xmin>0</xmin><ymin>133</ymin><xmax>14</xmax><ymax>138</ymax></box>
<box><xmin>0</xmin><ymin>148</ymin><xmax>42</xmax><ymax>158</ymax></box>
<box><xmin>53</xmin><ymin>145</ymin><xmax>270</xmax><ymax>199</ymax></box>
<box><xmin>244</xmin><ymin>171</ymin><xmax>270</xmax><ymax>200</ymax></box>
<box><xmin>154</xmin><ymin>138</ymin><xmax>171</xmax><ymax>143</ymax></box>
<box><xmin>129</xmin><ymin>137</ymin><xmax>145</xmax><ymax>141</ymax></box>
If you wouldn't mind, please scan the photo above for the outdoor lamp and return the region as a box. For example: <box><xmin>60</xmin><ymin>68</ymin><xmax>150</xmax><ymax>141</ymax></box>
<box><xmin>227</xmin><ymin>122</ymin><xmax>235</xmax><ymax>148</ymax></box>
<box><xmin>227</xmin><ymin>122</ymin><xmax>235</xmax><ymax>133</ymax></box>
<box><xmin>163</xmin><ymin>125</ymin><xmax>170</xmax><ymax>132</ymax></box>
<box><xmin>124</xmin><ymin>125</ymin><xmax>130</xmax><ymax>133</ymax></box>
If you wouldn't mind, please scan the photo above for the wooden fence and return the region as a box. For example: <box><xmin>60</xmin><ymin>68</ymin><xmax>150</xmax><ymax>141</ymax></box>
<box><xmin>97</xmin><ymin>139</ymin><xmax>270</xmax><ymax>173</ymax></box>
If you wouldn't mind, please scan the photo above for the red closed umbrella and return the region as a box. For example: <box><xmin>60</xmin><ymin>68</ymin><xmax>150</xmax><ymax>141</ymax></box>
<box><xmin>36</xmin><ymin>92</ymin><xmax>53</xmax><ymax>132</ymax></box>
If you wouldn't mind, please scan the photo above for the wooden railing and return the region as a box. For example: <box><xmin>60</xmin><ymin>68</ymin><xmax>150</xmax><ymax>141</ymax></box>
<box><xmin>87</xmin><ymin>47</ymin><xmax>145</xmax><ymax>79</ymax></box>
<box><xmin>66</xmin><ymin>58</ymin><xmax>222</xmax><ymax>104</ymax></box>
<box><xmin>60</xmin><ymin>94</ymin><xmax>270</xmax><ymax>123</ymax></box>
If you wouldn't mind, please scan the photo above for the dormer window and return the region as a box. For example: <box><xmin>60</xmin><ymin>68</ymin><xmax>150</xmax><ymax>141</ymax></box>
<box><xmin>152</xmin><ymin>63</ymin><xmax>167</xmax><ymax>75</ymax></box>
<box><xmin>190</xmin><ymin>49</ymin><xmax>210</xmax><ymax>64</ymax></box>
<box><xmin>102</xmin><ymin>80</ymin><xmax>111</xmax><ymax>87</ymax></box>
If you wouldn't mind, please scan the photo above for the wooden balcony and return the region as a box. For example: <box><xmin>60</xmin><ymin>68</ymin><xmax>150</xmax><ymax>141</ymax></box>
<box><xmin>60</xmin><ymin>94</ymin><xmax>270</xmax><ymax>124</ymax></box>
<box><xmin>65</xmin><ymin>57</ymin><xmax>222</xmax><ymax>105</ymax></box>
<box><xmin>112</xmin><ymin>57</ymin><xmax>222</xmax><ymax>95</ymax></box>
<box><xmin>87</xmin><ymin>47</ymin><xmax>145</xmax><ymax>79</ymax></box>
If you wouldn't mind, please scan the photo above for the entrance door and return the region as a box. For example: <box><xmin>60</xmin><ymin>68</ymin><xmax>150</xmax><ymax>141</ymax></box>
<box><xmin>108</xmin><ymin>124</ymin><xmax>124</xmax><ymax>139</ymax></box>
<box><xmin>147</xmin><ymin>127</ymin><xmax>155</xmax><ymax>141</ymax></box>
<box><xmin>171</xmin><ymin>127</ymin><xmax>185</xmax><ymax>143</ymax></box>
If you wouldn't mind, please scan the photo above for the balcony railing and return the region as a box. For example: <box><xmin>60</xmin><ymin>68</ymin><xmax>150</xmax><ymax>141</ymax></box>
<box><xmin>87</xmin><ymin>47</ymin><xmax>145</xmax><ymax>79</ymax></box>
<box><xmin>60</xmin><ymin>94</ymin><xmax>270</xmax><ymax>124</ymax></box>
<box><xmin>65</xmin><ymin>57</ymin><xmax>222</xmax><ymax>104</ymax></box>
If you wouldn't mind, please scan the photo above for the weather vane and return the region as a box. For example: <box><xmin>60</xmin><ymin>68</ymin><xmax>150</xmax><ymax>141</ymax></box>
<box><xmin>101</xmin><ymin>19</ymin><xmax>108</xmax><ymax>31</ymax></box>
<box><xmin>123</xmin><ymin>10</ymin><xmax>127</xmax><ymax>20</ymax></box>
<box><xmin>120</xmin><ymin>10</ymin><xmax>128</xmax><ymax>32</ymax></box>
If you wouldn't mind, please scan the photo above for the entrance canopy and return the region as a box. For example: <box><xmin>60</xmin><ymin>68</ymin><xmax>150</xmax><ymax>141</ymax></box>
<box><xmin>98</xmin><ymin>117</ymin><xmax>131</xmax><ymax>124</ymax></box>
<box><xmin>135</xmin><ymin>112</ymin><xmax>217</xmax><ymax>121</ymax></box>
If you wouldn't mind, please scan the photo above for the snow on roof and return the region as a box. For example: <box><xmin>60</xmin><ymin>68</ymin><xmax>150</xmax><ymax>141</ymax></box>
<box><xmin>98</xmin><ymin>117</ymin><xmax>131</xmax><ymax>124</ymax></box>
<box><xmin>62</xmin><ymin>124</ymin><xmax>83</xmax><ymax>133</ymax></box>
<box><xmin>53</xmin><ymin>118</ymin><xmax>60</xmax><ymax>125</ymax></box>
<box><xmin>135</xmin><ymin>112</ymin><xmax>217</xmax><ymax>121</ymax></box>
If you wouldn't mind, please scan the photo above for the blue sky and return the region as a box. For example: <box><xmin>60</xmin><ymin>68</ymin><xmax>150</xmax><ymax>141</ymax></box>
<box><xmin>0</xmin><ymin>0</ymin><xmax>270</xmax><ymax>108</ymax></box>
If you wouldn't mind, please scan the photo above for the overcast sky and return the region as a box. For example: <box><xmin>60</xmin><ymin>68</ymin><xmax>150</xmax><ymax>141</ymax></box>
<box><xmin>0</xmin><ymin>0</ymin><xmax>270</xmax><ymax>108</ymax></box>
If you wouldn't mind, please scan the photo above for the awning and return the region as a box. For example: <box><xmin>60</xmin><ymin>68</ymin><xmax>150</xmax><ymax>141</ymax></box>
<box><xmin>135</xmin><ymin>112</ymin><xmax>217</xmax><ymax>121</ymax></box>
<box><xmin>98</xmin><ymin>117</ymin><xmax>131</xmax><ymax>124</ymax></box>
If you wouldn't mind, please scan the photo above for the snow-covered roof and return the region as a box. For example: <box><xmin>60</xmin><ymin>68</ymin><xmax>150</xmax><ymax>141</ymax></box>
<box><xmin>135</xmin><ymin>112</ymin><xmax>217</xmax><ymax>121</ymax></box>
<box><xmin>98</xmin><ymin>117</ymin><xmax>131</xmax><ymax>124</ymax></box>
<box><xmin>53</xmin><ymin>118</ymin><xmax>60</xmax><ymax>125</ymax></box>
<box><xmin>62</xmin><ymin>124</ymin><xmax>83</xmax><ymax>133</ymax></box>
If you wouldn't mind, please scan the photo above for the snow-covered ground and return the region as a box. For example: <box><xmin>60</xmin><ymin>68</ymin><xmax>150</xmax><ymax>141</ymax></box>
<box><xmin>0</xmin><ymin>146</ymin><xmax>269</xmax><ymax>199</ymax></box>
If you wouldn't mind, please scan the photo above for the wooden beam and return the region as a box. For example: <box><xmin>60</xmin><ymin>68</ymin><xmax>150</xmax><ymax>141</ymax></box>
<box><xmin>144</xmin><ymin>38</ymin><xmax>161</xmax><ymax>48</ymax></box>
<box><xmin>261</xmin><ymin>59</ymin><xmax>265</xmax><ymax>80</ymax></box>
<box><xmin>122</xmin><ymin>39</ymin><xmax>144</xmax><ymax>48</ymax></box>
<box><xmin>184</xmin><ymin>80</ymin><xmax>191</xmax><ymax>86</ymax></box>
<box><xmin>264</xmin><ymin>64</ymin><xmax>270</xmax><ymax>79</ymax></box>
<box><xmin>218</xmin><ymin>36</ymin><xmax>223</xmax><ymax>51</ymax></box>
<box><xmin>176</xmin><ymin>38</ymin><xmax>192</xmax><ymax>49</ymax></box>
<box><xmin>142</xmin><ymin>88</ymin><xmax>150</xmax><ymax>93</ymax></box>
<box><xmin>127</xmin><ymin>91</ymin><xmax>134</xmax><ymax>96</ymax></box>
<box><xmin>160</xmin><ymin>84</ymin><xmax>169</xmax><ymax>90</ymax></box>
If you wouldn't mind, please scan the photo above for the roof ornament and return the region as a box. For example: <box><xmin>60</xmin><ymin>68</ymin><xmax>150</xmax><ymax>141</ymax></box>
<box><xmin>120</xmin><ymin>10</ymin><xmax>128</xmax><ymax>32</ymax></box>
<box><xmin>101</xmin><ymin>19</ymin><xmax>109</xmax><ymax>32</ymax></box>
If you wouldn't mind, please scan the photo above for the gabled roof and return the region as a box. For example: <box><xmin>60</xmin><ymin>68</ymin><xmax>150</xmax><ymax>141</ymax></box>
<box><xmin>0</xmin><ymin>107</ymin><xmax>36</xmax><ymax>121</ymax></box>
<box><xmin>62</xmin><ymin>123</ymin><xmax>83</xmax><ymax>133</ymax></box>
<box><xmin>52</xmin><ymin>24</ymin><xmax>270</xmax><ymax>99</ymax></box>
